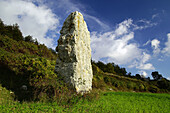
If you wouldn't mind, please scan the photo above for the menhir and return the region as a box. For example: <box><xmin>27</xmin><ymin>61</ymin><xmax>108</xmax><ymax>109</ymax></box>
<box><xmin>55</xmin><ymin>11</ymin><xmax>93</xmax><ymax>94</ymax></box>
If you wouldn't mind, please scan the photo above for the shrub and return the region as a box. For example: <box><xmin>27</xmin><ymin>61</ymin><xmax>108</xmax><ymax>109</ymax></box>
<box><xmin>139</xmin><ymin>84</ymin><xmax>145</xmax><ymax>91</ymax></box>
<box><xmin>127</xmin><ymin>82</ymin><xmax>134</xmax><ymax>89</ymax></box>
<box><xmin>0</xmin><ymin>48</ymin><xmax>59</xmax><ymax>101</ymax></box>
<box><xmin>104</xmin><ymin>76</ymin><xmax>110</xmax><ymax>84</ymax></box>
<box><xmin>0</xmin><ymin>35</ymin><xmax>57</xmax><ymax>60</ymax></box>
<box><xmin>157</xmin><ymin>79</ymin><xmax>170</xmax><ymax>90</ymax></box>
<box><xmin>149</xmin><ymin>86</ymin><xmax>159</xmax><ymax>93</ymax></box>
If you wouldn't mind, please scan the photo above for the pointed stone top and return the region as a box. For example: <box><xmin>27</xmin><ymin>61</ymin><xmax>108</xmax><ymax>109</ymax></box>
<box><xmin>60</xmin><ymin>11</ymin><xmax>88</xmax><ymax>35</ymax></box>
<box><xmin>72</xmin><ymin>11</ymin><xmax>83</xmax><ymax>16</ymax></box>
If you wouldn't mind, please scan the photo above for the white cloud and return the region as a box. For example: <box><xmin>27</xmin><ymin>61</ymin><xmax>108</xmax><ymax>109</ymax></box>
<box><xmin>137</xmin><ymin>63</ymin><xmax>155</xmax><ymax>70</ymax></box>
<box><xmin>91</xmin><ymin>30</ymin><xmax>141</xmax><ymax>65</ymax></box>
<box><xmin>162</xmin><ymin>33</ymin><xmax>170</xmax><ymax>55</ymax></box>
<box><xmin>152</xmin><ymin>14</ymin><xmax>159</xmax><ymax>19</ymax></box>
<box><xmin>151</xmin><ymin>39</ymin><xmax>160</xmax><ymax>55</ymax></box>
<box><xmin>167</xmin><ymin>77</ymin><xmax>170</xmax><ymax>80</ymax></box>
<box><xmin>141</xmin><ymin>52</ymin><xmax>151</xmax><ymax>63</ymax></box>
<box><xmin>115</xmin><ymin>19</ymin><xmax>132</xmax><ymax>36</ymax></box>
<box><xmin>143</xmin><ymin>40</ymin><xmax>151</xmax><ymax>46</ymax></box>
<box><xmin>0</xmin><ymin>0</ymin><xmax>59</xmax><ymax>48</ymax></box>
<box><xmin>85</xmin><ymin>14</ymin><xmax>110</xmax><ymax>30</ymax></box>
<box><xmin>91</xmin><ymin>19</ymin><xmax>155</xmax><ymax>71</ymax></box>
<box><xmin>139</xmin><ymin>71</ymin><xmax>148</xmax><ymax>77</ymax></box>
<box><xmin>151</xmin><ymin>39</ymin><xmax>160</xmax><ymax>49</ymax></box>
<box><xmin>136</xmin><ymin>52</ymin><xmax>155</xmax><ymax>70</ymax></box>
<box><xmin>133</xmin><ymin>19</ymin><xmax>157</xmax><ymax>30</ymax></box>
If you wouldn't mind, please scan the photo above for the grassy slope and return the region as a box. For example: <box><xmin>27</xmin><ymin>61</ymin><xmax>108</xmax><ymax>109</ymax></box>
<box><xmin>0</xmin><ymin>92</ymin><xmax>170</xmax><ymax>113</ymax></box>
<box><xmin>0</xmin><ymin>35</ymin><xmax>61</xmax><ymax>101</ymax></box>
<box><xmin>93</xmin><ymin>61</ymin><xmax>170</xmax><ymax>93</ymax></box>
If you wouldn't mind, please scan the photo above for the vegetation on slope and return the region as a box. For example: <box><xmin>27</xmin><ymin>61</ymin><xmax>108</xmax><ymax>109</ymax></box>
<box><xmin>0</xmin><ymin>19</ymin><xmax>69</xmax><ymax>102</ymax></box>
<box><xmin>92</xmin><ymin>61</ymin><xmax>170</xmax><ymax>93</ymax></box>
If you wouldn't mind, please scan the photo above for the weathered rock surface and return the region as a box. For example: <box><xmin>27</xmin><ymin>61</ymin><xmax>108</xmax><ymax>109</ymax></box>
<box><xmin>55</xmin><ymin>11</ymin><xmax>93</xmax><ymax>93</ymax></box>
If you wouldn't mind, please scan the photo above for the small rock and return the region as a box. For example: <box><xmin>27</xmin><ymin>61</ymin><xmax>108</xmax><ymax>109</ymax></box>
<box><xmin>21</xmin><ymin>85</ymin><xmax>27</xmax><ymax>91</ymax></box>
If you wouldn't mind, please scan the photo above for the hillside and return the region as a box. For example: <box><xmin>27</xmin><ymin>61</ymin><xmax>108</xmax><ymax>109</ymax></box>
<box><xmin>92</xmin><ymin>63</ymin><xmax>170</xmax><ymax>93</ymax></box>
<box><xmin>0</xmin><ymin>19</ymin><xmax>170</xmax><ymax>103</ymax></box>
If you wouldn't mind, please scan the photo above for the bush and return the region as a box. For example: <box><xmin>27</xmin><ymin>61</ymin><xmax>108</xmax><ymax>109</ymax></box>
<box><xmin>127</xmin><ymin>82</ymin><xmax>134</xmax><ymax>89</ymax></box>
<box><xmin>0</xmin><ymin>48</ymin><xmax>59</xmax><ymax>101</ymax></box>
<box><xmin>157</xmin><ymin>79</ymin><xmax>170</xmax><ymax>90</ymax></box>
<box><xmin>139</xmin><ymin>84</ymin><xmax>145</xmax><ymax>91</ymax></box>
<box><xmin>0</xmin><ymin>35</ymin><xmax>57</xmax><ymax>60</ymax></box>
<box><xmin>149</xmin><ymin>86</ymin><xmax>159</xmax><ymax>93</ymax></box>
<box><xmin>104</xmin><ymin>77</ymin><xmax>110</xmax><ymax>84</ymax></box>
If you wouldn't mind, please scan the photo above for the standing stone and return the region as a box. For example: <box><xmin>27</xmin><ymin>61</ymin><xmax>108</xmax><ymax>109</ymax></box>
<box><xmin>55</xmin><ymin>11</ymin><xmax>93</xmax><ymax>93</ymax></box>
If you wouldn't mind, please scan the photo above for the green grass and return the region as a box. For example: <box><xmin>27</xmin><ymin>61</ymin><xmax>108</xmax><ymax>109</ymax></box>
<box><xmin>1</xmin><ymin>91</ymin><xmax>169</xmax><ymax>113</ymax></box>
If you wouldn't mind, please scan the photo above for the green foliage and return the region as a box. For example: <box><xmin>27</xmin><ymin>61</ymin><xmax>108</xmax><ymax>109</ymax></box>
<box><xmin>0</xmin><ymin>35</ymin><xmax>57</xmax><ymax>60</ymax></box>
<box><xmin>92</xmin><ymin>60</ymin><xmax>170</xmax><ymax>93</ymax></box>
<box><xmin>91</xmin><ymin>67</ymin><xmax>169</xmax><ymax>93</ymax></box>
<box><xmin>0</xmin><ymin>19</ymin><xmax>23</xmax><ymax>41</ymax></box>
<box><xmin>0</xmin><ymin>48</ymin><xmax>59</xmax><ymax>101</ymax></box>
<box><xmin>93</xmin><ymin>61</ymin><xmax>127</xmax><ymax>76</ymax></box>
<box><xmin>152</xmin><ymin>71</ymin><xmax>163</xmax><ymax>80</ymax></box>
<box><xmin>157</xmin><ymin>78</ymin><xmax>170</xmax><ymax>90</ymax></box>
<box><xmin>24</xmin><ymin>35</ymin><xmax>34</xmax><ymax>42</ymax></box>
<box><xmin>92</xmin><ymin>63</ymin><xmax>103</xmax><ymax>75</ymax></box>
<box><xmin>0</xmin><ymin>84</ymin><xmax>16</xmax><ymax>105</ymax></box>
<box><xmin>139</xmin><ymin>84</ymin><xmax>145</xmax><ymax>91</ymax></box>
<box><xmin>148</xmin><ymin>85</ymin><xmax>159</xmax><ymax>93</ymax></box>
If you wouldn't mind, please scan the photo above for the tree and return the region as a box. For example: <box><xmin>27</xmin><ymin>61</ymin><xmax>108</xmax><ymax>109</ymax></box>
<box><xmin>34</xmin><ymin>38</ymin><xmax>39</xmax><ymax>45</ymax></box>
<box><xmin>0</xmin><ymin>19</ymin><xmax>5</xmax><ymax>35</ymax></box>
<box><xmin>127</xmin><ymin>72</ymin><xmax>132</xmax><ymax>77</ymax></box>
<box><xmin>96</xmin><ymin>61</ymin><xmax>106</xmax><ymax>72</ymax></box>
<box><xmin>12</xmin><ymin>23</ymin><xmax>23</xmax><ymax>41</ymax></box>
<box><xmin>25</xmin><ymin>35</ymin><xmax>34</xmax><ymax>42</ymax></box>
<box><xmin>114</xmin><ymin>65</ymin><xmax>121</xmax><ymax>74</ymax></box>
<box><xmin>135</xmin><ymin>74</ymin><xmax>141</xmax><ymax>79</ymax></box>
<box><xmin>49</xmin><ymin>48</ymin><xmax>56</xmax><ymax>54</ymax></box>
<box><xmin>0</xmin><ymin>19</ymin><xmax>23</xmax><ymax>41</ymax></box>
<box><xmin>120</xmin><ymin>68</ymin><xmax>127</xmax><ymax>76</ymax></box>
<box><xmin>151</xmin><ymin>71</ymin><xmax>163</xmax><ymax>80</ymax></box>
<box><xmin>106</xmin><ymin>63</ymin><xmax>115</xmax><ymax>73</ymax></box>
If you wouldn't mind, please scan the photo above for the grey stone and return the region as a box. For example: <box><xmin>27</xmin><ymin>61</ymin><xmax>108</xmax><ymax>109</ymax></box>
<box><xmin>55</xmin><ymin>11</ymin><xmax>93</xmax><ymax>93</ymax></box>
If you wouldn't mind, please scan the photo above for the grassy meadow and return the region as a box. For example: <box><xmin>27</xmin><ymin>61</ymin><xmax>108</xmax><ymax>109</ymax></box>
<box><xmin>1</xmin><ymin>91</ymin><xmax>170</xmax><ymax>113</ymax></box>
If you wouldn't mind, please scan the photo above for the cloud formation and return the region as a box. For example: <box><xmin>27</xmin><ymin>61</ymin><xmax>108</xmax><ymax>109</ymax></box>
<box><xmin>139</xmin><ymin>71</ymin><xmax>148</xmax><ymax>77</ymax></box>
<box><xmin>91</xmin><ymin>19</ymin><xmax>139</xmax><ymax>64</ymax></box>
<box><xmin>0</xmin><ymin>0</ymin><xmax>59</xmax><ymax>48</ymax></box>
<box><xmin>91</xmin><ymin>19</ymin><xmax>155</xmax><ymax>71</ymax></box>
<box><xmin>133</xmin><ymin>19</ymin><xmax>157</xmax><ymax>30</ymax></box>
<box><xmin>162</xmin><ymin>33</ymin><xmax>170</xmax><ymax>55</ymax></box>
<box><xmin>151</xmin><ymin>39</ymin><xmax>160</xmax><ymax>55</ymax></box>
<box><xmin>115</xmin><ymin>19</ymin><xmax>132</xmax><ymax>36</ymax></box>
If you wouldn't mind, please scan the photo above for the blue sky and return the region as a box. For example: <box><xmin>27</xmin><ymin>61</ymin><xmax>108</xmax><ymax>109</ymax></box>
<box><xmin>0</xmin><ymin>0</ymin><xmax>170</xmax><ymax>79</ymax></box>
